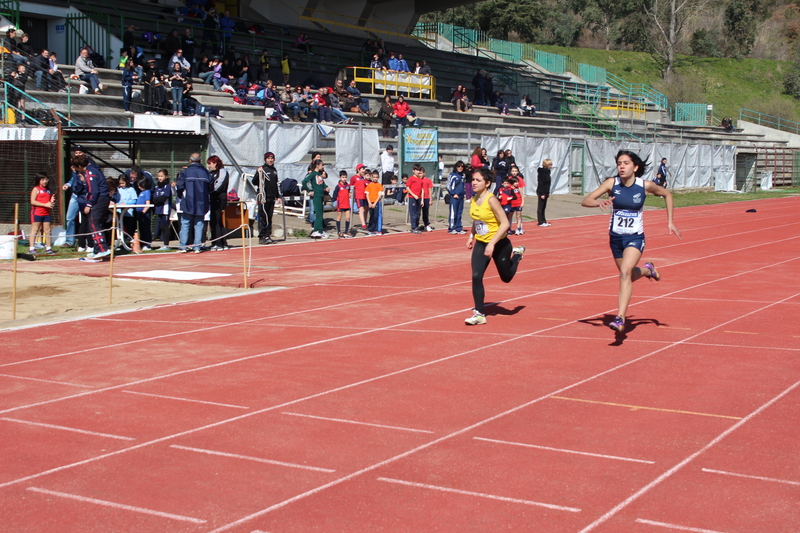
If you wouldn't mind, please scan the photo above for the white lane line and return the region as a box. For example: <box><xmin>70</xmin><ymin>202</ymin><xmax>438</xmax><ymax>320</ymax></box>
<box><xmin>169</xmin><ymin>445</ymin><xmax>335</xmax><ymax>473</ymax></box>
<box><xmin>121</xmin><ymin>390</ymin><xmax>249</xmax><ymax>410</ymax></box>
<box><xmin>26</xmin><ymin>487</ymin><xmax>205</xmax><ymax>524</ymax></box>
<box><xmin>281</xmin><ymin>412</ymin><xmax>434</xmax><ymax>434</ymax></box>
<box><xmin>0</xmin><ymin>373</ymin><xmax>95</xmax><ymax>388</ymax></box>
<box><xmin>635</xmin><ymin>518</ymin><xmax>726</xmax><ymax>532</ymax></box>
<box><xmin>206</xmin><ymin>291</ymin><xmax>800</xmax><ymax>533</ymax></box>
<box><xmin>702</xmin><ymin>468</ymin><xmax>800</xmax><ymax>486</ymax></box>
<box><xmin>0</xmin><ymin>417</ymin><xmax>135</xmax><ymax>441</ymax></box>
<box><xmin>577</xmin><ymin>376</ymin><xmax>800</xmax><ymax>533</ymax></box>
<box><xmin>377</xmin><ymin>477</ymin><xmax>581</xmax><ymax>512</ymax></box>
<box><xmin>473</xmin><ymin>437</ymin><xmax>655</xmax><ymax>464</ymax></box>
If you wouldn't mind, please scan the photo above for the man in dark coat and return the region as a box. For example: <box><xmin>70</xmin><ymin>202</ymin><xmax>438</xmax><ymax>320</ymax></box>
<box><xmin>177</xmin><ymin>153</ymin><xmax>213</xmax><ymax>252</ymax></box>
<box><xmin>253</xmin><ymin>152</ymin><xmax>280</xmax><ymax>244</ymax></box>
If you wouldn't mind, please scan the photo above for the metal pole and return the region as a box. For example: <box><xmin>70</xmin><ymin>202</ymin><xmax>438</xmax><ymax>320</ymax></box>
<box><xmin>240</xmin><ymin>201</ymin><xmax>247</xmax><ymax>288</ymax></box>
<box><xmin>12</xmin><ymin>204</ymin><xmax>18</xmax><ymax>320</ymax></box>
<box><xmin>264</xmin><ymin>115</ymin><xmax>269</xmax><ymax>154</ymax></box>
<box><xmin>108</xmin><ymin>221</ymin><xmax>116</xmax><ymax>305</ymax></box>
<box><xmin>312</xmin><ymin>119</ymin><xmax>318</xmax><ymax>150</ymax></box>
<box><xmin>358</xmin><ymin>121</ymin><xmax>363</xmax><ymax>163</ymax></box>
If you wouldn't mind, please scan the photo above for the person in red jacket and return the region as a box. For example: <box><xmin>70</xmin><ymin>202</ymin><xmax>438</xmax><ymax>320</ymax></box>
<box><xmin>332</xmin><ymin>171</ymin><xmax>353</xmax><ymax>238</ymax></box>
<box><xmin>468</xmin><ymin>146</ymin><xmax>488</xmax><ymax>200</ymax></box>
<box><xmin>29</xmin><ymin>172</ymin><xmax>56</xmax><ymax>255</ymax></box>
<box><xmin>349</xmin><ymin>163</ymin><xmax>368</xmax><ymax>230</ymax></box>
<box><xmin>420</xmin><ymin>168</ymin><xmax>435</xmax><ymax>231</ymax></box>
<box><xmin>393</xmin><ymin>95</ymin><xmax>411</xmax><ymax>128</ymax></box>
<box><xmin>406</xmin><ymin>164</ymin><xmax>423</xmax><ymax>233</ymax></box>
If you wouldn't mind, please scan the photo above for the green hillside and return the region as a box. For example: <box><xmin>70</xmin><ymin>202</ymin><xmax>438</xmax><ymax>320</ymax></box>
<box><xmin>533</xmin><ymin>44</ymin><xmax>799</xmax><ymax>121</ymax></box>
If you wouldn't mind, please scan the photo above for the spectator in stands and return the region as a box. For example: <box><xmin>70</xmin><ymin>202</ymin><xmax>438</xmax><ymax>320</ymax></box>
<box><xmin>121</xmin><ymin>59</ymin><xmax>137</xmax><ymax>113</ymax></box>
<box><xmin>220</xmin><ymin>57</ymin><xmax>236</xmax><ymax>86</ymax></box>
<box><xmin>393</xmin><ymin>95</ymin><xmax>411</xmax><ymax>128</ymax></box>
<box><xmin>128</xmin><ymin>46</ymin><xmax>145</xmax><ymax>80</ymax></box>
<box><xmin>169</xmin><ymin>62</ymin><xmax>186</xmax><ymax>115</ymax></box>
<box><xmin>197</xmin><ymin>55</ymin><xmax>212</xmax><ymax>82</ymax></box>
<box><xmin>287</xmin><ymin>85</ymin><xmax>308</xmax><ymax>121</ymax></box>
<box><xmin>396</xmin><ymin>53</ymin><xmax>410</xmax><ymax>72</ymax></box>
<box><xmin>47</xmin><ymin>52</ymin><xmax>67</xmax><ymax>92</ymax></box>
<box><xmin>122</xmin><ymin>24</ymin><xmax>135</xmax><ymax>51</ymax></box>
<box><xmin>177</xmin><ymin>153</ymin><xmax>213</xmax><ymax>253</ymax></box>
<box><xmin>182</xmin><ymin>28</ymin><xmax>196</xmax><ymax>70</ymax></box>
<box><xmin>419</xmin><ymin>59</ymin><xmax>431</xmax><ymax>75</ymax></box>
<box><xmin>3</xmin><ymin>28</ymin><xmax>28</xmax><ymax>65</ymax></box>
<box><xmin>347</xmin><ymin>79</ymin><xmax>373</xmax><ymax>116</ymax></box>
<box><xmin>219</xmin><ymin>10</ymin><xmax>236</xmax><ymax>52</ymax></box>
<box><xmin>253</xmin><ymin>61</ymin><xmax>269</xmax><ymax>83</ymax></box>
<box><xmin>75</xmin><ymin>48</ymin><xmax>105</xmax><ymax>95</ymax></box>
<box><xmin>452</xmin><ymin>84</ymin><xmax>470</xmax><ymax>112</ymax></box>
<box><xmin>295</xmin><ymin>33</ymin><xmax>313</xmax><ymax>54</ymax></box>
<box><xmin>413</xmin><ymin>60</ymin><xmax>422</xmax><ymax>74</ymax></box>
<box><xmin>201</xmin><ymin>8</ymin><xmax>220</xmax><ymax>55</ymax></box>
<box><xmin>314</xmin><ymin>87</ymin><xmax>334</xmax><ymax>123</ymax></box>
<box><xmin>334</xmin><ymin>78</ymin><xmax>351</xmax><ymax>105</ymax></box>
<box><xmin>169</xmin><ymin>48</ymin><xmax>191</xmax><ymax>73</ymax></box>
<box><xmin>472</xmin><ymin>69</ymin><xmax>485</xmax><ymax>105</ymax></box>
<box><xmin>387</xmin><ymin>52</ymin><xmax>399</xmax><ymax>71</ymax></box>
<box><xmin>495</xmin><ymin>92</ymin><xmax>509</xmax><ymax>115</ymax></box>
<box><xmin>165</xmin><ymin>29</ymin><xmax>182</xmax><ymax>60</ymax></box>
<box><xmin>16</xmin><ymin>33</ymin><xmax>33</xmax><ymax>59</ymax></box>
<box><xmin>301</xmin><ymin>85</ymin><xmax>319</xmax><ymax>120</ymax></box>
<box><xmin>371</xmin><ymin>52</ymin><xmax>386</xmax><ymax>70</ymax></box>
<box><xmin>279</xmin><ymin>82</ymin><xmax>292</xmax><ymax>113</ymax></box>
<box><xmin>326</xmin><ymin>86</ymin><xmax>351</xmax><ymax>124</ymax></box>
<box><xmin>259</xmin><ymin>48</ymin><xmax>269</xmax><ymax>68</ymax></box>
<box><xmin>281</xmin><ymin>53</ymin><xmax>290</xmax><ymax>84</ymax></box>
<box><xmin>262</xmin><ymin>79</ymin><xmax>280</xmax><ymax>108</ymax></box>
<box><xmin>519</xmin><ymin>94</ymin><xmax>536</xmax><ymax>116</ymax></box>
<box><xmin>234</xmin><ymin>58</ymin><xmax>249</xmax><ymax>85</ymax></box>
<box><xmin>30</xmin><ymin>49</ymin><xmax>52</xmax><ymax>91</ymax></box>
<box><xmin>380</xmin><ymin>94</ymin><xmax>394</xmax><ymax>137</ymax></box>
<box><xmin>7</xmin><ymin>64</ymin><xmax>27</xmax><ymax>113</ymax></box>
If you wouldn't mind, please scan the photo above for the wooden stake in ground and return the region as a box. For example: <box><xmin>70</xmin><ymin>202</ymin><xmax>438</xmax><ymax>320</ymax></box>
<box><xmin>12</xmin><ymin>203</ymin><xmax>18</xmax><ymax>320</ymax></box>
<box><xmin>108</xmin><ymin>222</ymin><xmax>116</xmax><ymax>305</ymax></box>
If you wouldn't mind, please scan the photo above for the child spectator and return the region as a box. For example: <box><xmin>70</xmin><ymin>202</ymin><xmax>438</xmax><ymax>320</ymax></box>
<box><xmin>397</xmin><ymin>174</ymin><xmax>408</xmax><ymax>204</ymax></box>
<box><xmin>509</xmin><ymin>166</ymin><xmax>526</xmax><ymax>234</ymax></box>
<box><xmin>29</xmin><ymin>172</ymin><xmax>55</xmax><ymax>255</ymax></box>
<box><xmin>135</xmin><ymin>177</ymin><xmax>153</xmax><ymax>251</ymax></box>
<box><xmin>447</xmin><ymin>161</ymin><xmax>466</xmax><ymax>234</ymax></box>
<box><xmin>365</xmin><ymin>170</ymin><xmax>384</xmax><ymax>236</ymax></box>
<box><xmin>508</xmin><ymin>176</ymin><xmax>524</xmax><ymax>234</ymax></box>
<box><xmin>498</xmin><ymin>178</ymin><xmax>518</xmax><ymax>231</ymax></box>
<box><xmin>349</xmin><ymin>163</ymin><xmax>369</xmax><ymax>230</ymax></box>
<box><xmin>152</xmin><ymin>169</ymin><xmax>173</xmax><ymax>250</ymax></box>
<box><xmin>332</xmin><ymin>171</ymin><xmax>353</xmax><ymax>238</ymax></box>
<box><xmin>420</xmin><ymin>167</ymin><xmax>434</xmax><ymax>231</ymax></box>
<box><xmin>117</xmin><ymin>175</ymin><xmax>137</xmax><ymax>244</ymax></box>
<box><xmin>407</xmin><ymin>165</ymin><xmax>423</xmax><ymax>233</ymax></box>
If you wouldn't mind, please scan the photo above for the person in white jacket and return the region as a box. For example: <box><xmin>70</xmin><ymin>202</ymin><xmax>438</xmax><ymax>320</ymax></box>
<box><xmin>380</xmin><ymin>145</ymin><xmax>395</xmax><ymax>184</ymax></box>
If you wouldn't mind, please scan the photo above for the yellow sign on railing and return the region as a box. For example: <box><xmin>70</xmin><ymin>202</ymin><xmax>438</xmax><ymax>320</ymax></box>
<box><xmin>348</xmin><ymin>66</ymin><xmax>436</xmax><ymax>100</ymax></box>
<box><xmin>298</xmin><ymin>8</ymin><xmax>434</xmax><ymax>45</ymax></box>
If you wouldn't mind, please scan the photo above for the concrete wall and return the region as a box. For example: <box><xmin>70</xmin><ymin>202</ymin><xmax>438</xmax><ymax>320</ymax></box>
<box><xmin>739</xmin><ymin>120</ymin><xmax>800</xmax><ymax>148</ymax></box>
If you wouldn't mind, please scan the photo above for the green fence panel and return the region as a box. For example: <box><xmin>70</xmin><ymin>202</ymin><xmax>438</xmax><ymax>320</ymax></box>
<box><xmin>579</xmin><ymin>63</ymin><xmax>607</xmax><ymax>85</ymax></box>
<box><xmin>673</xmin><ymin>103</ymin><xmax>707</xmax><ymax>125</ymax></box>
<box><xmin>535</xmin><ymin>50</ymin><xmax>566</xmax><ymax>74</ymax></box>
<box><xmin>739</xmin><ymin>108</ymin><xmax>800</xmax><ymax>135</ymax></box>
<box><xmin>0</xmin><ymin>0</ymin><xmax>20</xmax><ymax>27</ymax></box>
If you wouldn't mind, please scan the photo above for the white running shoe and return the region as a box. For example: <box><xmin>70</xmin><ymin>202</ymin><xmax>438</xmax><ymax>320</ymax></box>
<box><xmin>512</xmin><ymin>245</ymin><xmax>526</xmax><ymax>257</ymax></box>
<box><xmin>465</xmin><ymin>310</ymin><xmax>487</xmax><ymax>325</ymax></box>
<box><xmin>425</xmin><ymin>225</ymin><xmax>434</xmax><ymax>232</ymax></box>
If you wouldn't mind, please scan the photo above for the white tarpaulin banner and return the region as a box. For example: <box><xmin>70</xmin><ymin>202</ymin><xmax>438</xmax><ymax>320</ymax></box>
<box><xmin>0</xmin><ymin>127</ymin><xmax>58</xmax><ymax>141</ymax></box>
<box><xmin>336</xmin><ymin>127</ymin><xmax>380</xmax><ymax>169</ymax></box>
<box><xmin>481</xmin><ymin>135</ymin><xmax>571</xmax><ymax>194</ymax></box>
<box><xmin>266</xmin><ymin>123</ymin><xmax>316</xmax><ymax>163</ymax></box>
<box><xmin>714</xmin><ymin>145</ymin><xmax>737</xmax><ymax>191</ymax></box>
<box><xmin>760</xmin><ymin>170</ymin><xmax>773</xmax><ymax>190</ymax></box>
<box><xmin>133</xmin><ymin>115</ymin><xmax>202</xmax><ymax>133</ymax></box>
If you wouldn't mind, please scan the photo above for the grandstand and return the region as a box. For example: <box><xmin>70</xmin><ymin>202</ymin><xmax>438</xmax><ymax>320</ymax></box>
<box><xmin>2</xmin><ymin>0</ymin><xmax>799</xmax><ymax>197</ymax></box>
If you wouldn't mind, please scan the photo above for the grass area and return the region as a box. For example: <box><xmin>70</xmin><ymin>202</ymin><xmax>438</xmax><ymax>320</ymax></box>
<box><xmin>533</xmin><ymin>44</ymin><xmax>800</xmax><ymax>121</ymax></box>
<box><xmin>644</xmin><ymin>188</ymin><xmax>799</xmax><ymax>208</ymax></box>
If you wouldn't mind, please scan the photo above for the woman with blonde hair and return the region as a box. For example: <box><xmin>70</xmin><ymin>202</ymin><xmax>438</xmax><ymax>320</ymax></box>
<box><xmin>537</xmin><ymin>159</ymin><xmax>552</xmax><ymax>227</ymax></box>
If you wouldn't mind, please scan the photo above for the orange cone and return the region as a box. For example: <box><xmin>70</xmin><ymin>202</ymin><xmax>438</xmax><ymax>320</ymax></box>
<box><xmin>132</xmin><ymin>231</ymin><xmax>141</xmax><ymax>254</ymax></box>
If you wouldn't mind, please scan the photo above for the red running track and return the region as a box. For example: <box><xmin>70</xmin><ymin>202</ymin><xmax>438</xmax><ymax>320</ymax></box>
<box><xmin>1</xmin><ymin>197</ymin><xmax>799</xmax><ymax>533</ymax></box>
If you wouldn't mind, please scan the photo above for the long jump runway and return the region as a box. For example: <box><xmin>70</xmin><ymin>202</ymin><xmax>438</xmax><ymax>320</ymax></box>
<box><xmin>1</xmin><ymin>197</ymin><xmax>798</xmax><ymax>532</ymax></box>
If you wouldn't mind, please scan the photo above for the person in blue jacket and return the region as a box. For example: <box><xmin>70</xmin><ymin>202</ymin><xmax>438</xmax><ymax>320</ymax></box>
<box><xmin>73</xmin><ymin>154</ymin><xmax>111</xmax><ymax>259</ymax></box>
<box><xmin>176</xmin><ymin>153</ymin><xmax>213</xmax><ymax>253</ymax></box>
<box><xmin>219</xmin><ymin>11</ymin><xmax>236</xmax><ymax>53</ymax></box>
<box><xmin>447</xmin><ymin>161</ymin><xmax>467</xmax><ymax>234</ymax></box>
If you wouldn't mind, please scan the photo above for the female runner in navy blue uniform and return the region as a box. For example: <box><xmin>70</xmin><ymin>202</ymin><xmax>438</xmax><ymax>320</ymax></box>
<box><xmin>582</xmin><ymin>150</ymin><xmax>681</xmax><ymax>332</ymax></box>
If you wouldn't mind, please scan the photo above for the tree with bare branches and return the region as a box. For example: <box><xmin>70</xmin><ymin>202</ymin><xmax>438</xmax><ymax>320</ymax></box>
<box><xmin>644</xmin><ymin>0</ymin><xmax>711</xmax><ymax>79</ymax></box>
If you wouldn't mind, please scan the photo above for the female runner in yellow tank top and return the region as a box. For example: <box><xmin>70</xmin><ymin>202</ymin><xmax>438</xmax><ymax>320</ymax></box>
<box><xmin>465</xmin><ymin>168</ymin><xmax>526</xmax><ymax>325</ymax></box>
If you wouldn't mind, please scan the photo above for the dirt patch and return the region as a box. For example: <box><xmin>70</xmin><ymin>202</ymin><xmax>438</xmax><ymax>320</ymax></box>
<box><xmin>0</xmin><ymin>271</ymin><xmax>240</xmax><ymax>327</ymax></box>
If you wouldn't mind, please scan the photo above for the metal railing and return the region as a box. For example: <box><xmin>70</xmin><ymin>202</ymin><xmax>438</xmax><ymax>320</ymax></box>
<box><xmin>0</xmin><ymin>0</ymin><xmax>20</xmax><ymax>28</ymax></box>
<box><xmin>739</xmin><ymin>108</ymin><xmax>800</xmax><ymax>135</ymax></box>
<box><xmin>348</xmin><ymin>66</ymin><xmax>436</xmax><ymax>99</ymax></box>
<box><xmin>606</xmin><ymin>71</ymin><xmax>668</xmax><ymax>110</ymax></box>
<box><xmin>65</xmin><ymin>12</ymin><xmax>113</xmax><ymax>70</ymax></box>
<box><xmin>560</xmin><ymin>91</ymin><xmax>641</xmax><ymax>141</ymax></box>
<box><xmin>579</xmin><ymin>63</ymin><xmax>607</xmax><ymax>85</ymax></box>
<box><xmin>672</xmin><ymin>102</ymin><xmax>707</xmax><ymax>125</ymax></box>
<box><xmin>2</xmin><ymin>81</ymin><xmax>80</xmax><ymax>126</ymax></box>
<box><xmin>298</xmin><ymin>8</ymin><xmax>433</xmax><ymax>46</ymax></box>
<box><xmin>600</xmin><ymin>98</ymin><xmax>646</xmax><ymax>119</ymax></box>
